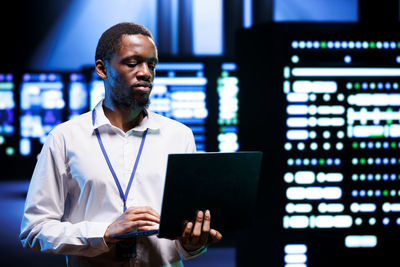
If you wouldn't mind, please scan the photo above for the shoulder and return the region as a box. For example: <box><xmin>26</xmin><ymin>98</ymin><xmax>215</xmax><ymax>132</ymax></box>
<box><xmin>48</xmin><ymin>111</ymin><xmax>93</xmax><ymax>141</ymax></box>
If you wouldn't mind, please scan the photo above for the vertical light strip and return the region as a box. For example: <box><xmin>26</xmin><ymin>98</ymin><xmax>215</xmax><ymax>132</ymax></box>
<box><xmin>170</xmin><ymin>0</ymin><xmax>179</xmax><ymax>55</ymax></box>
<box><xmin>192</xmin><ymin>0</ymin><xmax>223</xmax><ymax>55</ymax></box>
<box><xmin>243</xmin><ymin>0</ymin><xmax>253</xmax><ymax>28</ymax></box>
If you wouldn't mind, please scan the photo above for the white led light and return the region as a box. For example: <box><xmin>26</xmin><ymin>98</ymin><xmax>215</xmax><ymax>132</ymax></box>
<box><xmin>345</xmin><ymin>235</ymin><xmax>377</xmax><ymax>248</ymax></box>
<box><xmin>322</xmin><ymin>131</ymin><xmax>331</xmax><ymax>139</ymax></box>
<box><xmin>287</xmin><ymin>117</ymin><xmax>308</xmax><ymax>127</ymax></box>
<box><xmin>337</xmin><ymin>131</ymin><xmax>345</xmax><ymax>139</ymax></box>
<box><xmin>284</xmin><ymin>142</ymin><xmax>293</xmax><ymax>151</ymax></box>
<box><xmin>294</xmin><ymin>171</ymin><xmax>315</xmax><ymax>184</ymax></box>
<box><xmin>287</xmin><ymin>105</ymin><xmax>308</xmax><ymax>115</ymax></box>
<box><xmin>287</xmin><ymin>93</ymin><xmax>308</xmax><ymax>102</ymax></box>
<box><xmin>336</xmin><ymin>142</ymin><xmax>344</xmax><ymax>150</ymax></box>
<box><xmin>291</xmin><ymin>55</ymin><xmax>300</xmax><ymax>63</ymax></box>
<box><xmin>323</xmin><ymin>142</ymin><xmax>331</xmax><ymax>150</ymax></box>
<box><xmin>310</xmin><ymin>142</ymin><xmax>318</xmax><ymax>150</ymax></box>
<box><xmin>293</xmin><ymin>68</ymin><xmax>400</xmax><ymax>77</ymax></box>
<box><xmin>287</xmin><ymin>130</ymin><xmax>309</xmax><ymax>140</ymax></box>
<box><xmin>284</xmin><ymin>172</ymin><xmax>295</xmax><ymax>183</ymax></box>
<box><xmin>297</xmin><ymin>142</ymin><xmax>305</xmax><ymax>150</ymax></box>
<box><xmin>284</xmin><ymin>244</ymin><xmax>307</xmax><ymax>254</ymax></box>
<box><xmin>284</xmin><ymin>254</ymin><xmax>307</xmax><ymax>264</ymax></box>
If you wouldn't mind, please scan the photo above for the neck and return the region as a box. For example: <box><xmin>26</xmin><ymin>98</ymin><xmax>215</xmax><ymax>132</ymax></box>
<box><xmin>102</xmin><ymin>99</ymin><xmax>144</xmax><ymax>133</ymax></box>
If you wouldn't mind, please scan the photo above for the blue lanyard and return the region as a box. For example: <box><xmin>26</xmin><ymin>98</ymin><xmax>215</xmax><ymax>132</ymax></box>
<box><xmin>92</xmin><ymin>110</ymin><xmax>148</xmax><ymax>212</ymax></box>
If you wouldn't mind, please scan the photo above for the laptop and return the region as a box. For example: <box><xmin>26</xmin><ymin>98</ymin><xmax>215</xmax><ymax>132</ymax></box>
<box><xmin>157</xmin><ymin>151</ymin><xmax>263</xmax><ymax>239</ymax></box>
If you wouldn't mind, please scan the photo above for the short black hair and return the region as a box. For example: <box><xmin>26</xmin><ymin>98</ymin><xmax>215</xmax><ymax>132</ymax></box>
<box><xmin>95</xmin><ymin>22</ymin><xmax>153</xmax><ymax>62</ymax></box>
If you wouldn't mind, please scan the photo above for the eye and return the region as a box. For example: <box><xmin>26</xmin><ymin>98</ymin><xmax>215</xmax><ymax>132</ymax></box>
<box><xmin>126</xmin><ymin>63</ymin><xmax>137</xmax><ymax>68</ymax></box>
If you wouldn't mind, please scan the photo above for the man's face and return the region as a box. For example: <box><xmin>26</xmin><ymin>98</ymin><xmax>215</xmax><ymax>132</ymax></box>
<box><xmin>103</xmin><ymin>34</ymin><xmax>158</xmax><ymax>109</ymax></box>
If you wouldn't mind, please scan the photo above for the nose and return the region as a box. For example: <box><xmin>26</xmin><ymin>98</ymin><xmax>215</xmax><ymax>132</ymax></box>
<box><xmin>137</xmin><ymin>62</ymin><xmax>152</xmax><ymax>81</ymax></box>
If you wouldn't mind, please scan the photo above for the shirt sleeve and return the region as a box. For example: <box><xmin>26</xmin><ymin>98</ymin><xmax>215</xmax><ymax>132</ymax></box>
<box><xmin>19</xmin><ymin>132</ymin><xmax>110</xmax><ymax>257</ymax></box>
<box><xmin>174</xmin><ymin>240</ymin><xmax>207</xmax><ymax>260</ymax></box>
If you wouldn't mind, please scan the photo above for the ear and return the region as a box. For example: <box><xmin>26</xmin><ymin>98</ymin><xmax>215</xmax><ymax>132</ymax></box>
<box><xmin>95</xmin><ymin>59</ymin><xmax>107</xmax><ymax>79</ymax></box>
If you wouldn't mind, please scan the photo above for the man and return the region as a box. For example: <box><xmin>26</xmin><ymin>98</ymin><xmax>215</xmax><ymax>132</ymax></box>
<box><xmin>20</xmin><ymin>22</ymin><xmax>222</xmax><ymax>266</ymax></box>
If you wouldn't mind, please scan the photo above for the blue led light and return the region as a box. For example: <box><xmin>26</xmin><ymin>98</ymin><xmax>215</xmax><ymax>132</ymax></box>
<box><xmin>375</xmin><ymin>158</ymin><xmax>381</xmax><ymax>165</ymax></box>
<box><xmin>383</xmin><ymin>41</ymin><xmax>389</xmax><ymax>49</ymax></box>
<box><xmin>326</xmin><ymin>158</ymin><xmax>333</xmax><ymax>165</ymax></box>
<box><xmin>391</xmin><ymin>174</ymin><xmax>396</xmax><ymax>180</ymax></box>
<box><xmin>292</xmin><ymin>41</ymin><xmax>299</xmax><ymax>49</ymax></box>
<box><xmin>361</xmin><ymin>82</ymin><xmax>368</xmax><ymax>89</ymax></box>
<box><xmin>306</xmin><ymin>41</ymin><xmax>313</xmax><ymax>49</ymax></box>
<box><xmin>352</xmin><ymin>190</ymin><xmax>358</xmax><ymax>197</ymax></box>
<box><xmin>311</xmin><ymin>158</ymin><xmax>318</xmax><ymax>165</ymax></box>
<box><xmin>397</xmin><ymin>56</ymin><xmax>400</xmax><ymax>64</ymax></box>
<box><xmin>221</xmin><ymin>63</ymin><xmax>237</xmax><ymax>71</ymax></box>
<box><xmin>383</xmin><ymin>217</ymin><xmax>390</xmax><ymax>225</ymax></box>
<box><xmin>355</xmin><ymin>41</ymin><xmax>362</xmax><ymax>49</ymax></box>
<box><xmin>391</xmin><ymin>158</ymin><xmax>397</xmax><ymax>165</ymax></box>
<box><xmin>334</xmin><ymin>41</ymin><xmax>341</xmax><ymax>49</ymax></box>
<box><xmin>327</xmin><ymin>41</ymin><xmax>334</xmax><ymax>49</ymax></box>
<box><xmin>367</xmin><ymin>142</ymin><xmax>373</xmax><ymax>149</ymax></box>
<box><xmin>295</xmin><ymin>158</ymin><xmax>302</xmax><ymax>166</ymax></box>
<box><xmin>383</xmin><ymin>141</ymin><xmax>389</xmax><ymax>149</ymax></box>
<box><xmin>385</xmin><ymin>82</ymin><xmax>391</xmax><ymax>89</ymax></box>
<box><xmin>390</xmin><ymin>41</ymin><xmax>396</xmax><ymax>49</ymax></box>
<box><xmin>375</xmin><ymin>190</ymin><xmax>381</xmax><ymax>197</ymax></box>
<box><xmin>378</xmin><ymin>83</ymin><xmax>384</xmax><ymax>90</ymax></box>
<box><xmin>313</xmin><ymin>41</ymin><xmax>320</xmax><ymax>49</ymax></box>
<box><xmin>367</xmin><ymin>174</ymin><xmax>373</xmax><ymax>181</ymax></box>
<box><xmin>383</xmin><ymin>174</ymin><xmax>389</xmax><ymax>181</ymax></box>
<box><xmin>397</xmin><ymin>218</ymin><xmax>400</xmax><ymax>225</ymax></box>
<box><xmin>341</xmin><ymin>41</ymin><xmax>348</xmax><ymax>49</ymax></box>
<box><xmin>334</xmin><ymin>158</ymin><xmax>341</xmax><ymax>165</ymax></box>
<box><xmin>382</xmin><ymin>157</ymin><xmax>388</xmax><ymax>165</ymax></box>
<box><xmin>344</xmin><ymin>55</ymin><xmax>352</xmax><ymax>64</ymax></box>
<box><xmin>359</xmin><ymin>190</ymin><xmax>366</xmax><ymax>197</ymax></box>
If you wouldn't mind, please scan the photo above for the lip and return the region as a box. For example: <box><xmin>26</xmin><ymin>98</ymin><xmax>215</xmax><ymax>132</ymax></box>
<box><xmin>132</xmin><ymin>84</ymin><xmax>152</xmax><ymax>93</ymax></box>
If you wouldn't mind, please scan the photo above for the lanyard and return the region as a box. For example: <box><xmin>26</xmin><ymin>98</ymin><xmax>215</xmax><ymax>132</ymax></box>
<box><xmin>92</xmin><ymin>110</ymin><xmax>148</xmax><ymax>212</ymax></box>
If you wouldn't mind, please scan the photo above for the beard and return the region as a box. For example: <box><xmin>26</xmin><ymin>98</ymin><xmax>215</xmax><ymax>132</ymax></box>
<box><xmin>112</xmin><ymin>89</ymin><xmax>151</xmax><ymax>110</ymax></box>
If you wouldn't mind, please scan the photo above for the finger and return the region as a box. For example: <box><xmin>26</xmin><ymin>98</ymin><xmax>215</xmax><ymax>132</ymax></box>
<box><xmin>207</xmin><ymin>229</ymin><xmax>223</xmax><ymax>245</ymax></box>
<box><xmin>126</xmin><ymin>206</ymin><xmax>160</xmax><ymax>218</ymax></box>
<box><xmin>190</xmin><ymin>211</ymin><xmax>204</xmax><ymax>245</ymax></box>
<box><xmin>127</xmin><ymin>212</ymin><xmax>160</xmax><ymax>224</ymax></box>
<box><xmin>181</xmin><ymin>221</ymin><xmax>193</xmax><ymax>244</ymax></box>
<box><xmin>137</xmin><ymin>224</ymin><xmax>159</xmax><ymax>231</ymax></box>
<box><xmin>200</xmin><ymin>210</ymin><xmax>211</xmax><ymax>245</ymax></box>
<box><xmin>123</xmin><ymin>220</ymin><xmax>157</xmax><ymax>233</ymax></box>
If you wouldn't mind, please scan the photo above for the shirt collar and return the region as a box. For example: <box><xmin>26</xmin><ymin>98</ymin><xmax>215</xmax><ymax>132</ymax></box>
<box><xmin>92</xmin><ymin>100</ymin><xmax>160</xmax><ymax>133</ymax></box>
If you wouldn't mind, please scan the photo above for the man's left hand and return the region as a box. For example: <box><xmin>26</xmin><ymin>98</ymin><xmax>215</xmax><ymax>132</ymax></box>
<box><xmin>179</xmin><ymin>210</ymin><xmax>222</xmax><ymax>252</ymax></box>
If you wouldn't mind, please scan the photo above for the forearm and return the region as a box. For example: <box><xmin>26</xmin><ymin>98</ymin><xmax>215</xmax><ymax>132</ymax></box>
<box><xmin>20</xmin><ymin>219</ymin><xmax>110</xmax><ymax>257</ymax></box>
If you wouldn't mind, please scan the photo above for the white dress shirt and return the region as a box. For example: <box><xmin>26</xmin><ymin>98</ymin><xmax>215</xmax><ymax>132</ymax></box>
<box><xmin>20</xmin><ymin>100</ymin><xmax>200</xmax><ymax>266</ymax></box>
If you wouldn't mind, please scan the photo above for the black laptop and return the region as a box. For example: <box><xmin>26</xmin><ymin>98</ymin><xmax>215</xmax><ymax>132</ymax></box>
<box><xmin>157</xmin><ymin>152</ymin><xmax>263</xmax><ymax>239</ymax></box>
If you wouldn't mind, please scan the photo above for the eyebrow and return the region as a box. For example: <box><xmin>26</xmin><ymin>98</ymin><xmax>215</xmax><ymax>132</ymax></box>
<box><xmin>121</xmin><ymin>55</ymin><xmax>158</xmax><ymax>64</ymax></box>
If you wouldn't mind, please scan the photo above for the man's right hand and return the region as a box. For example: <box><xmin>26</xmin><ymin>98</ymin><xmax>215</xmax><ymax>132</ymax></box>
<box><xmin>104</xmin><ymin>206</ymin><xmax>160</xmax><ymax>243</ymax></box>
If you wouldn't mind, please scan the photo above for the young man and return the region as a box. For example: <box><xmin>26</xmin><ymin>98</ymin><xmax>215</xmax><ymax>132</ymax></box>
<box><xmin>20</xmin><ymin>22</ymin><xmax>222</xmax><ymax>266</ymax></box>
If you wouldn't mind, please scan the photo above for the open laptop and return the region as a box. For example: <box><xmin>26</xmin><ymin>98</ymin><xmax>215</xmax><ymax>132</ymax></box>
<box><xmin>157</xmin><ymin>151</ymin><xmax>263</xmax><ymax>239</ymax></box>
